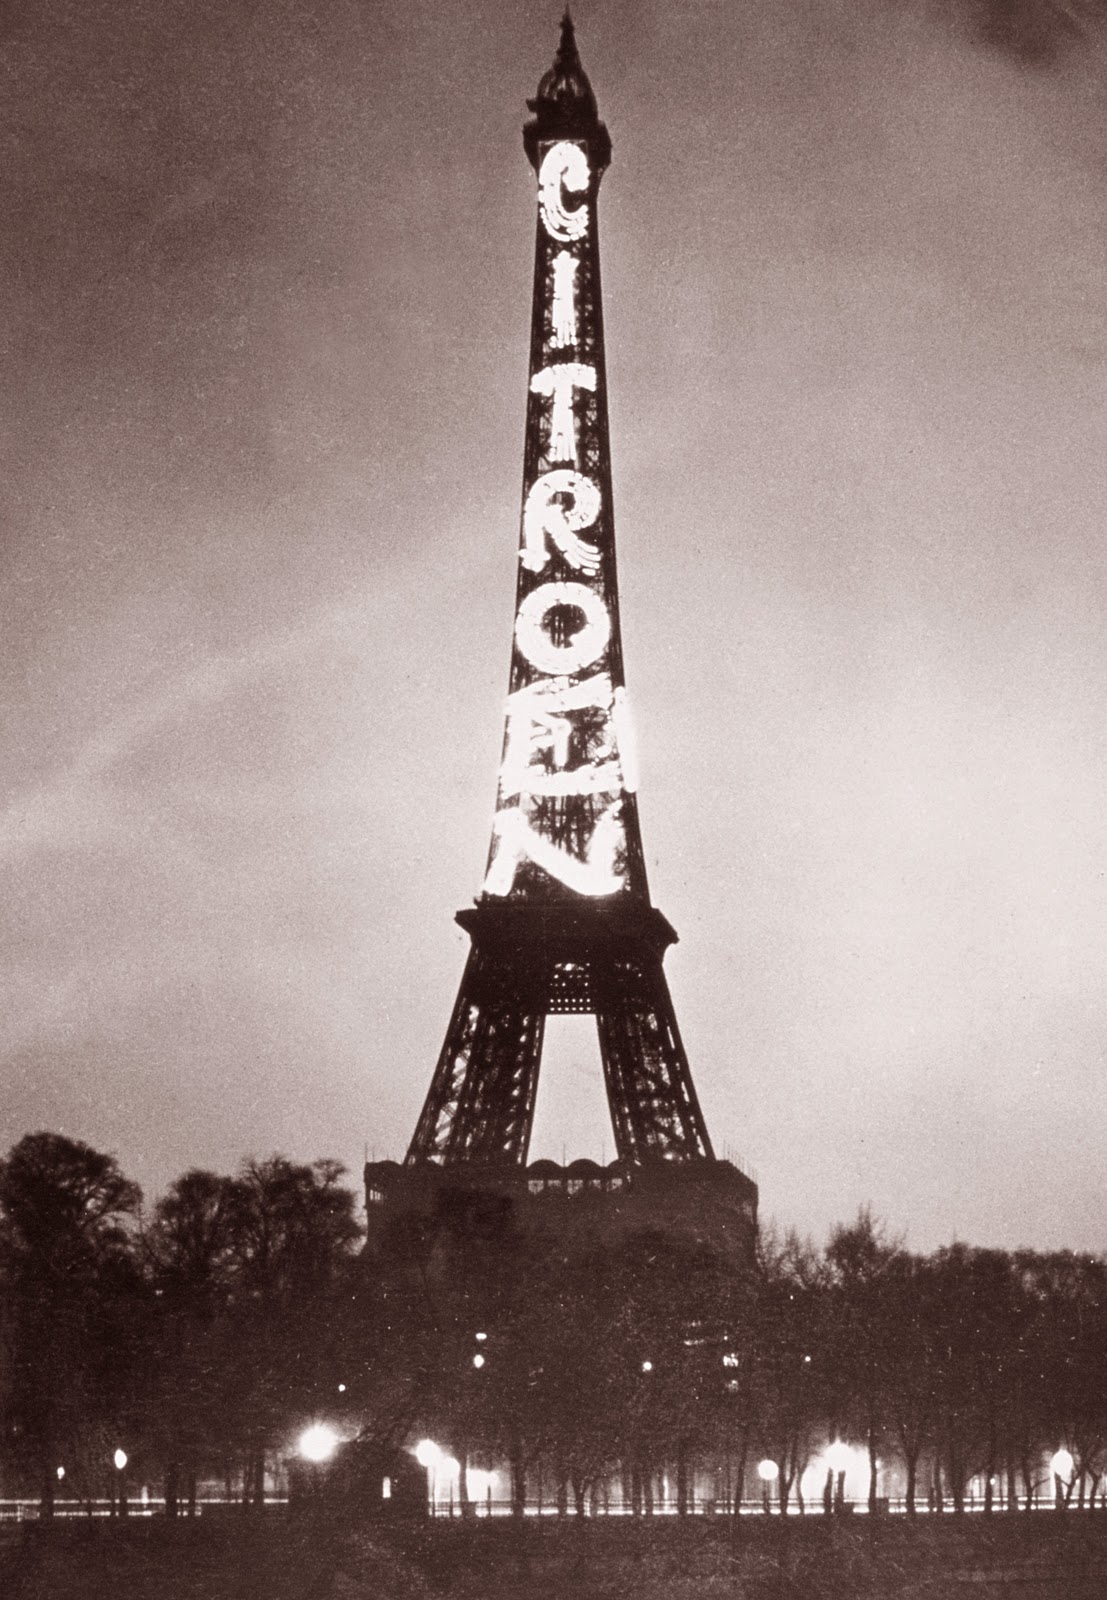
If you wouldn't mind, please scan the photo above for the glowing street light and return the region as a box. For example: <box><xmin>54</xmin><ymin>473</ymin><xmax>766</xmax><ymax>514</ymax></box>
<box><xmin>757</xmin><ymin>1459</ymin><xmax>779</xmax><ymax>1482</ymax></box>
<box><xmin>641</xmin><ymin>1360</ymin><xmax>653</xmax><ymax>1373</ymax></box>
<box><xmin>413</xmin><ymin>1439</ymin><xmax>460</xmax><ymax>1515</ymax></box>
<box><xmin>472</xmin><ymin>1353</ymin><xmax>485</xmax><ymax>1369</ymax></box>
<box><xmin>298</xmin><ymin>1424</ymin><xmax>340</xmax><ymax>1464</ymax></box>
<box><xmin>466</xmin><ymin>1467</ymin><xmax>497</xmax><ymax>1510</ymax></box>
<box><xmin>1051</xmin><ymin>1448</ymin><xmax>1075</xmax><ymax>1509</ymax></box>
<box><xmin>56</xmin><ymin>1466</ymin><xmax>65</xmax><ymax>1482</ymax></box>
<box><xmin>111</xmin><ymin>1448</ymin><xmax>129</xmax><ymax>1520</ymax></box>
<box><xmin>822</xmin><ymin>1439</ymin><xmax>852</xmax><ymax>1515</ymax></box>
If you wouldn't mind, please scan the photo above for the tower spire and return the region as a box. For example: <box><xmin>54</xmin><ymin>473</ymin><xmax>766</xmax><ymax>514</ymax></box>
<box><xmin>525</xmin><ymin>14</ymin><xmax>609</xmax><ymax>170</ymax></box>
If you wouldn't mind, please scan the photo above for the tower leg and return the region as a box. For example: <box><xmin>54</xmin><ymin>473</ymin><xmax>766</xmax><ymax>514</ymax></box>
<box><xmin>406</xmin><ymin>947</ymin><xmax>545</xmax><ymax>1165</ymax></box>
<box><xmin>595</xmin><ymin>955</ymin><xmax>713</xmax><ymax>1162</ymax></box>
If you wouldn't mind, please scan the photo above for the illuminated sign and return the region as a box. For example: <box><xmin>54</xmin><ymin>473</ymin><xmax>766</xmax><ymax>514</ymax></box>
<box><xmin>529</xmin><ymin>363</ymin><xmax>596</xmax><ymax>464</ymax></box>
<box><xmin>486</xmin><ymin>800</ymin><xmax>624</xmax><ymax>899</ymax></box>
<box><xmin>498</xmin><ymin>674</ymin><xmax>623</xmax><ymax>801</ymax></box>
<box><xmin>485</xmin><ymin>140</ymin><xmax>635</xmax><ymax>899</ymax></box>
<box><xmin>515</xmin><ymin>580</ymin><xmax>610</xmax><ymax>677</ymax></box>
<box><xmin>551</xmin><ymin>252</ymin><xmax>579</xmax><ymax>348</ymax></box>
<box><xmin>537</xmin><ymin>142</ymin><xmax>590</xmax><ymax>242</ymax></box>
<box><xmin>522</xmin><ymin>470</ymin><xmax>601</xmax><ymax>575</ymax></box>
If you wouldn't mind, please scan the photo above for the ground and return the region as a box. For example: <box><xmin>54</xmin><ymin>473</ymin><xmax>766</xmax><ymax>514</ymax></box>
<box><xmin>4</xmin><ymin>1511</ymin><xmax>1107</xmax><ymax>1598</ymax></box>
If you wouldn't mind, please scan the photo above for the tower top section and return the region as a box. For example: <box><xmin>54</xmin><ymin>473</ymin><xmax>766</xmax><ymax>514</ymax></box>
<box><xmin>524</xmin><ymin>14</ymin><xmax>611</xmax><ymax>172</ymax></box>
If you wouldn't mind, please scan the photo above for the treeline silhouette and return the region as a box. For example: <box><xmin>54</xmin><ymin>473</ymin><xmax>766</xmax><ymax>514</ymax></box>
<box><xmin>1</xmin><ymin>1130</ymin><xmax>1105</xmax><ymax>1519</ymax></box>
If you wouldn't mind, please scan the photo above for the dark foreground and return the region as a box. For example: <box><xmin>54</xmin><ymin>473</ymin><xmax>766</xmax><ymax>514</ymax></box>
<box><xmin>4</xmin><ymin>1511</ymin><xmax>1107</xmax><ymax>1599</ymax></box>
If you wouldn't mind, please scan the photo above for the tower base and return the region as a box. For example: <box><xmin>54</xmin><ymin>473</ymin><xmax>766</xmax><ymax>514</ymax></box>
<box><xmin>364</xmin><ymin>1155</ymin><xmax>758</xmax><ymax>1261</ymax></box>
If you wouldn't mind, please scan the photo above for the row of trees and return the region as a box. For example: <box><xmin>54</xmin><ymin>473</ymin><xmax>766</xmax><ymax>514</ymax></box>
<box><xmin>403</xmin><ymin>1204</ymin><xmax>1107</xmax><ymax>1518</ymax></box>
<box><xmin>2</xmin><ymin>1130</ymin><xmax>1106</xmax><ymax>1519</ymax></box>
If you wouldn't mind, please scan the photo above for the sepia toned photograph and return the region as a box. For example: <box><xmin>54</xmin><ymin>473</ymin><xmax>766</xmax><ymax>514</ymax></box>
<box><xmin>3</xmin><ymin>1</ymin><xmax>1107</xmax><ymax>1594</ymax></box>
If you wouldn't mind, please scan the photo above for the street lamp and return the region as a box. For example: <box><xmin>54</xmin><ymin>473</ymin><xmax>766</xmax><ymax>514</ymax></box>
<box><xmin>113</xmin><ymin>1448</ymin><xmax>128</xmax><ymax>1519</ymax></box>
<box><xmin>298</xmin><ymin>1424</ymin><xmax>340</xmax><ymax>1464</ymax></box>
<box><xmin>1050</xmin><ymin>1448</ymin><xmax>1075</xmax><ymax>1510</ymax></box>
<box><xmin>757</xmin><ymin>1458</ymin><xmax>778</xmax><ymax>1514</ymax></box>
<box><xmin>466</xmin><ymin>1467</ymin><xmax>497</xmax><ymax>1515</ymax></box>
<box><xmin>296</xmin><ymin>1424</ymin><xmax>340</xmax><ymax>1506</ymax></box>
<box><xmin>415</xmin><ymin>1439</ymin><xmax>442</xmax><ymax>1514</ymax></box>
<box><xmin>824</xmin><ymin>1440</ymin><xmax>850</xmax><ymax>1514</ymax></box>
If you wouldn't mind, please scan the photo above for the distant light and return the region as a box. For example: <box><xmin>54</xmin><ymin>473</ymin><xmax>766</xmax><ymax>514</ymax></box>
<box><xmin>337</xmin><ymin>1383</ymin><xmax>346</xmax><ymax>1393</ymax></box>
<box><xmin>472</xmin><ymin>1353</ymin><xmax>485</xmax><ymax>1369</ymax></box>
<box><xmin>641</xmin><ymin>1360</ymin><xmax>653</xmax><ymax>1373</ymax></box>
<box><xmin>475</xmin><ymin>1332</ymin><xmax>487</xmax><ymax>1342</ymax></box>
<box><xmin>56</xmin><ymin>1467</ymin><xmax>65</xmax><ymax>1481</ymax></box>
<box><xmin>113</xmin><ymin>1450</ymin><xmax>128</xmax><ymax>1472</ymax></box>
<box><xmin>415</xmin><ymin>1439</ymin><xmax>441</xmax><ymax>1468</ymax></box>
<box><xmin>824</xmin><ymin>1441</ymin><xmax>851</xmax><ymax>1474</ymax></box>
<box><xmin>722</xmin><ymin>1353</ymin><xmax>739</xmax><ymax>1368</ymax></box>
<box><xmin>466</xmin><ymin>1468</ymin><xmax>496</xmax><ymax>1499</ymax></box>
<box><xmin>382</xmin><ymin>1476</ymin><xmax>391</xmax><ymax>1500</ymax></box>
<box><xmin>803</xmin><ymin>1355</ymin><xmax>812</xmax><ymax>1364</ymax></box>
<box><xmin>757</xmin><ymin>1459</ymin><xmax>779</xmax><ymax>1482</ymax></box>
<box><xmin>1051</xmin><ymin>1449</ymin><xmax>1075</xmax><ymax>1480</ymax></box>
<box><xmin>298</xmin><ymin>1424</ymin><xmax>340</xmax><ymax>1463</ymax></box>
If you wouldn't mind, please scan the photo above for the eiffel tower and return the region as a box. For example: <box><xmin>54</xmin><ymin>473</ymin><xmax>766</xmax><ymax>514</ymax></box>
<box><xmin>367</xmin><ymin>18</ymin><xmax>756</xmax><ymax>1244</ymax></box>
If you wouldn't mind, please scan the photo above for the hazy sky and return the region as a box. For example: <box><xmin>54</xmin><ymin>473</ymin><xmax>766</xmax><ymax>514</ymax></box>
<box><xmin>4</xmin><ymin>0</ymin><xmax>1107</xmax><ymax>1253</ymax></box>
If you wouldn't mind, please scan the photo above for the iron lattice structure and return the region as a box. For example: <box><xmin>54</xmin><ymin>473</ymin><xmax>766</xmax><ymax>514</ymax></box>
<box><xmin>407</xmin><ymin>19</ymin><xmax>714</xmax><ymax>1171</ymax></box>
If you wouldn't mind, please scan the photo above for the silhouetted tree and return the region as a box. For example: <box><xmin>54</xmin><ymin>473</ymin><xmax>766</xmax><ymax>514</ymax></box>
<box><xmin>0</xmin><ymin>1133</ymin><xmax>141</xmax><ymax>1515</ymax></box>
<box><xmin>749</xmin><ymin>1229</ymin><xmax>827</xmax><ymax>1513</ymax></box>
<box><xmin>1018</xmin><ymin>1251</ymin><xmax>1107</xmax><ymax>1508</ymax></box>
<box><xmin>825</xmin><ymin>1209</ymin><xmax>903</xmax><ymax>1511</ymax></box>
<box><xmin>144</xmin><ymin>1169</ymin><xmax>241</xmax><ymax>1514</ymax></box>
<box><xmin>217</xmin><ymin>1156</ymin><xmax>362</xmax><ymax>1503</ymax></box>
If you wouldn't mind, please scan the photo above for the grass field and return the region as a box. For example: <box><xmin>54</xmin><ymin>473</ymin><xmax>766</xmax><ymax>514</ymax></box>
<box><xmin>4</xmin><ymin>1510</ymin><xmax>1107</xmax><ymax>1598</ymax></box>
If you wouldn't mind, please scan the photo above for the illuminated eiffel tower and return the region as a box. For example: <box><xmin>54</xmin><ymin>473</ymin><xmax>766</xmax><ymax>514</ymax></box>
<box><xmin>368</xmin><ymin>18</ymin><xmax>756</xmax><ymax>1243</ymax></box>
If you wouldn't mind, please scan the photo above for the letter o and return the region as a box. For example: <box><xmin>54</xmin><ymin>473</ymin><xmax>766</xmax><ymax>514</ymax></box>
<box><xmin>515</xmin><ymin>582</ymin><xmax>611</xmax><ymax>676</ymax></box>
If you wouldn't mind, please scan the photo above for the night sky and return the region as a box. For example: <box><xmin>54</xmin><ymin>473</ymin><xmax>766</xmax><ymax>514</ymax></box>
<box><xmin>4</xmin><ymin>0</ymin><xmax>1107</xmax><ymax>1252</ymax></box>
